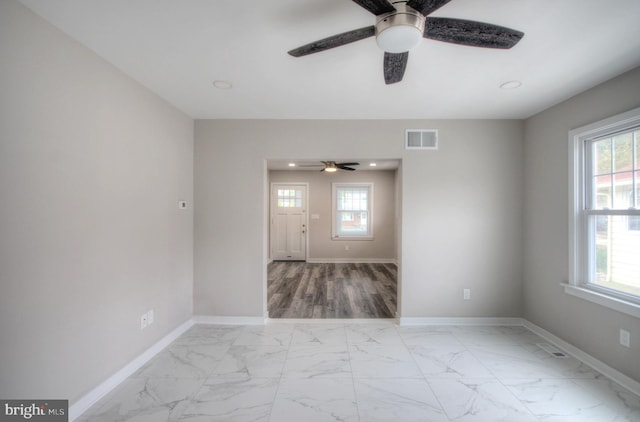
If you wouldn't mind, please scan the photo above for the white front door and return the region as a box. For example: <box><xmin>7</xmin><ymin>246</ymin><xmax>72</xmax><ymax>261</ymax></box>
<box><xmin>271</xmin><ymin>184</ymin><xmax>307</xmax><ymax>261</ymax></box>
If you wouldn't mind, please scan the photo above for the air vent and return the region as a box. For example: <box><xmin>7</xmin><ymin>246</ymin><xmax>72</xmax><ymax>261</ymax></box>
<box><xmin>406</xmin><ymin>129</ymin><xmax>438</xmax><ymax>150</ymax></box>
<box><xmin>536</xmin><ymin>343</ymin><xmax>568</xmax><ymax>358</ymax></box>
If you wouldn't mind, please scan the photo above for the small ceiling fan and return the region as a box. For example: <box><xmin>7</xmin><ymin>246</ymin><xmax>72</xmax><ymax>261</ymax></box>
<box><xmin>288</xmin><ymin>0</ymin><xmax>524</xmax><ymax>84</ymax></box>
<box><xmin>299</xmin><ymin>161</ymin><xmax>361</xmax><ymax>172</ymax></box>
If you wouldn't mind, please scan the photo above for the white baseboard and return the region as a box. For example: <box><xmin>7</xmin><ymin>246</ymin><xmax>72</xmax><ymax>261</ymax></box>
<box><xmin>398</xmin><ymin>317</ymin><xmax>524</xmax><ymax>326</ymax></box>
<box><xmin>305</xmin><ymin>258</ymin><xmax>397</xmax><ymax>264</ymax></box>
<box><xmin>192</xmin><ymin>315</ymin><xmax>266</xmax><ymax>325</ymax></box>
<box><xmin>522</xmin><ymin>320</ymin><xmax>640</xmax><ymax>397</ymax></box>
<box><xmin>68</xmin><ymin>318</ymin><xmax>194</xmax><ymax>421</ymax></box>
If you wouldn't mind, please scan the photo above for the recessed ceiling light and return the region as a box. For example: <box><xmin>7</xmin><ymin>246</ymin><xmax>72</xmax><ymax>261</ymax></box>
<box><xmin>500</xmin><ymin>80</ymin><xmax>522</xmax><ymax>90</ymax></box>
<box><xmin>369</xmin><ymin>163</ymin><xmax>377</xmax><ymax>167</ymax></box>
<box><xmin>288</xmin><ymin>163</ymin><xmax>296</xmax><ymax>167</ymax></box>
<box><xmin>212</xmin><ymin>80</ymin><xmax>233</xmax><ymax>89</ymax></box>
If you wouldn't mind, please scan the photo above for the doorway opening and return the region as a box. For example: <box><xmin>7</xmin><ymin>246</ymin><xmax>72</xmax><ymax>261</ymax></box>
<box><xmin>264</xmin><ymin>159</ymin><xmax>402</xmax><ymax>319</ymax></box>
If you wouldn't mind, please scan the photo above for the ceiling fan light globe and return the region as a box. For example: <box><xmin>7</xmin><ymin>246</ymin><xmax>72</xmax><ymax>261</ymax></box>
<box><xmin>376</xmin><ymin>25</ymin><xmax>423</xmax><ymax>53</ymax></box>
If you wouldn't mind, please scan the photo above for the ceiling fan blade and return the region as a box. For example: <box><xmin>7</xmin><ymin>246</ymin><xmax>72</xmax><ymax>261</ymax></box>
<box><xmin>352</xmin><ymin>0</ymin><xmax>395</xmax><ymax>16</ymax></box>
<box><xmin>288</xmin><ymin>26</ymin><xmax>375</xmax><ymax>57</ymax></box>
<box><xmin>424</xmin><ymin>17</ymin><xmax>524</xmax><ymax>49</ymax></box>
<box><xmin>338</xmin><ymin>166</ymin><xmax>357</xmax><ymax>171</ymax></box>
<box><xmin>383</xmin><ymin>51</ymin><xmax>409</xmax><ymax>84</ymax></box>
<box><xmin>406</xmin><ymin>0</ymin><xmax>452</xmax><ymax>16</ymax></box>
<box><xmin>337</xmin><ymin>162</ymin><xmax>360</xmax><ymax>166</ymax></box>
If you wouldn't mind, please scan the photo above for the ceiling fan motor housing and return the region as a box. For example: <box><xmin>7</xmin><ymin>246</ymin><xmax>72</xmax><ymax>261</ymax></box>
<box><xmin>375</xmin><ymin>3</ymin><xmax>426</xmax><ymax>53</ymax></box>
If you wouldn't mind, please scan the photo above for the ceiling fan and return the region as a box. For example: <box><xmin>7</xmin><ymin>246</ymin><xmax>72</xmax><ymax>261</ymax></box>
<box><xmin>288</xmin><ymin>0</ymin><xmax>524</xmax><ymax>84</ymax></box>
<box><xmin>299</xmin><ymin>161</ymin><xmax>361</xmax><ymax>172</ymax></box>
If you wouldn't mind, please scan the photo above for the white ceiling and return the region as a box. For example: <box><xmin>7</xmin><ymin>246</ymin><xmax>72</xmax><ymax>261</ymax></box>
<box><xmin>18</xmin><ymin>0</ymin><xmax>640</xmax><ymax>120</ymax></box>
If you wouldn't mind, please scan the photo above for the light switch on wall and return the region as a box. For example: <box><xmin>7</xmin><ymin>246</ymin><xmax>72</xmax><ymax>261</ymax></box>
<box><xmin>620</xmin><ymin>329</ymin><xmax>631</xmax><ymax>348</ymax></box>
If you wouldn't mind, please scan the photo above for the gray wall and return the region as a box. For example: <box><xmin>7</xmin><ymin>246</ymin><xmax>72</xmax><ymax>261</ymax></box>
<box><xmin>269</xmin><ymin>169</ymin><xmax>397</xmax><ymax>261</ymax></box>
<box><xmin>0</xmin><ymin>0</ymin><xmax>194</xmax><ymax>402</ymax></box>
<box><xmin>194</xmin><ymin>119</ymin><xmax>524</xmax><ymax>318</ymax></box>
<box><xmin>523</xmin><ymin>66</ymin><xmax>640</xmax><ymax>382</ymax></box>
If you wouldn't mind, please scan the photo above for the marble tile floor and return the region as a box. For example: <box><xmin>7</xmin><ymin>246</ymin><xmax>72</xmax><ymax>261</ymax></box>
<box><xmin>78</xmin><ymin>322</ymin><xmax>640</xmax><ymax>421</ymax></box>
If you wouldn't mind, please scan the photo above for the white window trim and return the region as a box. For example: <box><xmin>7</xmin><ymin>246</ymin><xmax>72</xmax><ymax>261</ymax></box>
<box><xmin>567</xmin><ymin>106</ymin><xmax>640</xmax><ymax>318</ymax></box>
<box><xmin>332</xmin><ymin>182</ymin><xmax>374</xmax><ymax>241</ymax></box>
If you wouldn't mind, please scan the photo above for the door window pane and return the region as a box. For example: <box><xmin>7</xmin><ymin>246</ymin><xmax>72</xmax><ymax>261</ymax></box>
<box><xmin>277</xmin><ymin>188</ymin><xmax>302</xmax><ymax>208</ymax></box>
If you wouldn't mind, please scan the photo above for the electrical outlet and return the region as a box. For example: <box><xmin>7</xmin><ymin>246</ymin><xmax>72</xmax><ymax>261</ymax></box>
<box><xmin>620</xmin><ymin>329</ymin><xmax>630</xmax><ymax>348</ymax></box>
<box><xmin>345</xmin><ymin>245</ymin><xmax>350</xmax><ymax>251</ymax></box>
<box><xmin>463</xmin><ymin>289</ymin><xmax>471</xmax><ymax>300</ymax></box>
<box><xmin>140</xmin><ymin>313</ymin><xmax>148</xmax><ymax>330</ymax></box>
<box><xmin>147</xmin><ymin>309</ymin><xmax>154</xmax><ymax>325</ymax></box>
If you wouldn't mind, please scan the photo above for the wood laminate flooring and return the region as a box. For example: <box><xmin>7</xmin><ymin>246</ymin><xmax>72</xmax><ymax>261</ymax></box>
<box><xmin>267</xmin><ymin>261</ymin><xmax>397</xmax><ymax>318</ymax></box>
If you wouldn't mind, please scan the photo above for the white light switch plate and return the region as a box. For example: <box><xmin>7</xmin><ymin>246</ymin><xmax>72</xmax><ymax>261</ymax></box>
<box><xmin>620</xmin><ymin>329</ymin><xmax>631</xmax><ymax>348</ymax></box>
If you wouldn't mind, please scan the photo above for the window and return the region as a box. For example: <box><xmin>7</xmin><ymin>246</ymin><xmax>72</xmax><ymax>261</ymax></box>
<box><xmin>568</xmin><ymin>107</ymin><xmax>640</xmax><ymax>317</ymax></box>
<box><xmin>332</xmin><ymin>183</ymin><xmax>373</xmax><ymax>240</ymax></box>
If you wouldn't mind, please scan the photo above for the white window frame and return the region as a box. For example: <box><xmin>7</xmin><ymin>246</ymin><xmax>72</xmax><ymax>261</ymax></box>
<box><xmin>567</xmin><ymin>106</ymin><xmax>640</xmax><ymax>318</ymax></box>
<box><xmin>332</xmin><ymin>183</ymin><xmax>374</xmax><ymax>240</ymax></box>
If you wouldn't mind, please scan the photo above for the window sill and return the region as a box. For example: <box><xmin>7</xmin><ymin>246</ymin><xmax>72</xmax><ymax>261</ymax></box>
<box><xmin>562</xmin><ymin>283</ymin><xmax>640</xmax><ymax>318</ymax></box>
